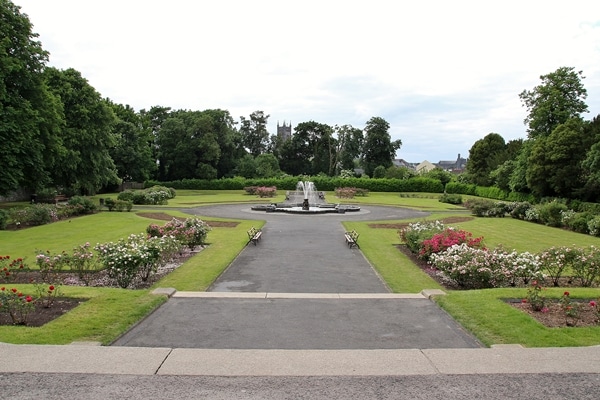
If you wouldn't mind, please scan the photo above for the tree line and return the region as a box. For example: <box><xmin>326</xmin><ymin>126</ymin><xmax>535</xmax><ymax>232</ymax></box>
<box><xmin>464</xmin><ymin>67</ymin><xmax>600</xmax><ymax>202</ymax></box>
<box><xmin>1</xmin><ymin>1</ymin><xmax>402</xmax><ymax>196</ymax></box>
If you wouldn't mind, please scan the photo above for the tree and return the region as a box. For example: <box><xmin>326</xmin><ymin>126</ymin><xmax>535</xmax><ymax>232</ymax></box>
<box><xmin>519</xmin><ymin>67</ymin><xmax>588</xmax><ymax>139</ymax></box>
<box><xmin>156</xmin><ymin>110</ymin><xmax>220</xmax><ymax>180</ymax></box>
<box><xmin>239</xmin><ymin>111</ymin><xmax>270</xmax><ymax>157</ymax></box>
<box><xmin>335</xmin><ymin>124</ymin><xmax>363</xmax><ymax>173</ymax></box>
<box><xmin>0</xmin><ymin>1</ymin><xmax>64</xmax><ymax>194</ymax></box>
<box><xmin>580</xmin><ymin>114</ymin><xmax>600</xmax><ymax>201</ymax></box>
<box><xmin>255</xmin><ymin>153</ymin><xmax>280</xmax><ymax>178</ymax></box>
<box><xmin>361</xmin><ymin>117</ymin><xmax>401</xmax><ymax>177</ymax></box>
<box><xmin>526</xmin><ymin>118</ymin><xmax>589</xmax><ymax>198</ymax></box>
<box><xmin>466</xmin><ymin>133</ymin><xmax>507</xmax><ymax>186</ymax></box>
<box><xmin>108</xmin><ymin>101</ymin><xmax>156</xmax><ymax>182</ymax></box>
<box><xmin>279</xmin><ymin>121</ymin><xmax>335</xmax><ymax>176</ymax></box>
<box><xmin>44</xmin><ymin>67</ymin><xmax>119</xmax><ymax>194</ymax></box>
<box><xmin>235</xmin><ymin>154</ymin><xmax>257</xmax><ymax>178</ymax></box>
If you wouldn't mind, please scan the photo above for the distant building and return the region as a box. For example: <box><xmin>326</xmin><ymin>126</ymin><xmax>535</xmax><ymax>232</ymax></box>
<box><xmin>393</xmin><ymin>159</ymin><xmax>418</xmax><ymax>170</ymax></box>
<box><xmin>416</xmin><ymin>160</ymin><xmax>437</xmax><ymax>174</ymax></box>
<box><xmin>436</xmin><ymin>154</ymin><xmax>468</xmax><ymax>173</ymax></box>
<box><xmin>277</xmin><ymin>121</ymin><xmax>292</xmax><ymax>142</ymax></box>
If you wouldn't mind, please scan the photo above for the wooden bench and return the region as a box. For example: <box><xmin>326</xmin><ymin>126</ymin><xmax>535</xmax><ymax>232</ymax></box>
<box><xmin>54</xmin><ymin>194</ymin><xmax>69</xmax><ymax>204</ymax></box>
<box><xmin>344</xmin><ymin>230</ymin><xmax>359</xmax><ymax>248</ymax></box>
<box><xmin>247</xmin><ymin>227</ymin><xmax>262</xmax><ymax>246</ymax></box>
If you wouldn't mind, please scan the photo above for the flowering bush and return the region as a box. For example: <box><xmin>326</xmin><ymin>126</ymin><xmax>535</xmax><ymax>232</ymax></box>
<box><xmin>418</xmin><ymin>228</ymin><xmax>484</xmax><ymax>260</ymax></box>
<box><xmin>255</xmin><ymin>186</ymin><xmax>277</xmax><ymax>198</ymax></box>
<box><xmin>1</xmin><ymin>255</ymin><xmax>27</xmax><ymax>282</ymax></box>
<box><xmin>0</xmin><ymin>286</ymin><xmax>35</xmax><ymax>325</ymax></box>
<box><xmin>35</xmin><ymin>250</ymin><xmax>69</xmax><ymax>284</ymax></box>
<box><xmin>588</xmin><ymin>215</ymin><xmax>600</xmax><ymax>237</ymax></box>
<box><xmin>95</xmin><ymin>232</ymin><xmax>183</xmax><ymax>288</ymax></box>
<box><xmin>429</xmin><ymin>244</ymin><xmax>542</xmax><ymax>289</ymax></box>
<box><xmin>148</xmin><ymin>217</ymin><xmax>211</xmax><ymax>250</ymax></box>
<box><xmin>9</xmin><ymin>204</ymin><xmax>59</xmax><ymax>226</ymax></box>
<box><xmin>559</xmin><ymin>291</ymin><xmax>581</xmax><ymax>326</ymax></box>
<box><xmin>524</xmin><ymin>281</ymin><xmax>547</xmax><ymax>311</ymax></box>
<box><xmin>335</xmin><ymin>187</ymin><xmax>357</xmax><ymax>199</ymax></box>
<box><xmin>399</xmin><ymin>220</ymin><xmax>446</xmax><ymax>254</ymax></box>
<box><xmin>570</xmin><ymin>245</ymin><xmax>600</xmax><ymax>287</ymax></box>
<box><xmin>538</xmin><ymin>246</ymin><xmax>583</xmax><ymax>287</ymax></box>
<box><xmin>68</xmin><ymin>242</ymin><xmax>101</xmax><ymax>285</ymax></box>
<box><xmin>35</xmin><ymin>284</ymin><xmax>59</xmax><ymax>308</ymax></box>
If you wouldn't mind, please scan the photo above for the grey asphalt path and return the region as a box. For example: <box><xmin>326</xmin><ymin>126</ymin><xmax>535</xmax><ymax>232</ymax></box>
<box><xmin>112</xmin><ymin>296</ymin><xmax>481</xmax><ymax>349</ymax></box>
<box><xmin>112</xmin><ymin>203</ymin><xmax>482</xmax><ymax>349</ymax></box>
<box><xmin>189</xmin><ymin>204</ymin><xmax>428</xmax><ymax>293</ymax></box>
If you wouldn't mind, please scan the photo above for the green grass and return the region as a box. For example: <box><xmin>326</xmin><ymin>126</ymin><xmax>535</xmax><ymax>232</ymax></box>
<box><xmin>342</xmin><ymin>220</ymin><xmax>441</xmax><ymax>293</ymax></box>
<box><xmin>435</xmin><ymin>288</ymin><xmax>600</xmax><ymax>347</ymax></box>
<box><xmin>0</xmin><ymin>285</ymin><xmax>166</xmax><ymax>345</ymax></box>
<box><xmin>1</xmin><ymin>191</ymin><xmax>600</xmax><ymax>347</ymax></box>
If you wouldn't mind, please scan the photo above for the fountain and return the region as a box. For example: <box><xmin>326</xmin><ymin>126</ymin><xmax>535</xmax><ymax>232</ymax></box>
<box><xmin>250</xmin><ymin>181</ymin><xmax>361</xmax><ymax>214</ymax></box>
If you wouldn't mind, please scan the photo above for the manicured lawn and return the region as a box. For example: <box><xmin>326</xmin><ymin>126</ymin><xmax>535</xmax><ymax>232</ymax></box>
<box><xmin>1</xmin><ymin>191</ymin><xmax>599</xmax><ymax>347</ymax></box>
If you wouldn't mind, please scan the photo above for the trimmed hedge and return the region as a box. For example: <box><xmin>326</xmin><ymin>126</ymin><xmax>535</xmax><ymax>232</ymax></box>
<box><xmin>145</xmin><ymin>177</ymin><xmax>445</xmax><ymax>193</ymax></box>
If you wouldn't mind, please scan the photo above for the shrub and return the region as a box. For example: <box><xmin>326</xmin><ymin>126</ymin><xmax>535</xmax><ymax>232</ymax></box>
<box><xmin>566</xmin><ymin>212</ymin><xmax>593</xmax><ymax>234</ymax></box>
<box><xmin>104</xmin><ymin>198</ymin><xmax>116</xmax><ymax>211</ymax></box>
<box><xmin>418</xmin><ymin>228</ymin><xmax>484</xmax><ymax>260</ymax></box>
<box><xmin>538</xmin><ymin>246</ymin><xmax>583</xmax><ymax>287</ymax></box>
<box><xmin>116</xmin><ymin>200</ymin><xmax>133</xmax><ymax>212</ymax></box>
<box><xmin>537</xmin><ymin>200</ymin><xmax>568</xmax><ymax>227</ymax></box>
<box><xmin>571</xmin><ymin>245</ymin><xmax>600</xmax><ymax>287</ymax></box>
<box><xmin>588</xmin><ymin>215</ymin><xmax>600</xmax><ymax>237</ymax></box>
<box><xmin>399</xmin><ymin>220</ymin><xmax>446</xmax><ymax>254</ymax></box>
<box><xmin>9</xmin><ymin>204</ymin><xmax>58</xmax><ymax>226</ymax></box>
<box><xmin>255</xmin><ymin>186</ymin><xmax>277</xmax><ymax>198</ymax></box>
<box><xmin>510</xmin><ymin>202</ymin><xmax>533</xmax><ymax>220</ymax></box>
<box><xmin>67</xmin><ymin>196</ymin><xmax>97</xmax><ymax>214</ymax></box>
<box><xmin>117</xmin><ymin>190</ymin><xmax>135</xmax><ymax>202</ymax></box>
<box><xmin>464</xmin><ymin>199</ymin><xmax>495</xmax><ymax>217</ymax></box>
<box><xmin>335</xmin><ymin>187</ymin><xmax>357</xmax><ymax>199</ymax></box>
<box><xmin>439</xmin><ymin>193</ymin><xmax>463</xmax><ymax>205</ymax></box>
<box><xmin>429</xmin><ymin>245</ymin><xmax>542</xmax><ymax>289</ymax></box>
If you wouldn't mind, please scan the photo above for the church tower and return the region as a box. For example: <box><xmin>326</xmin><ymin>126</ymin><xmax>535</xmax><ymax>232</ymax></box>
<box><xmin>277</xmin><ymin>121</ymin><xmax>292</xmax><ymax>142</ymax></box>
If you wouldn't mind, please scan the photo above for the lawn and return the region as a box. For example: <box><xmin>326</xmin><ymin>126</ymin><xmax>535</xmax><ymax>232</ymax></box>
<box><xmin>1</xmin><ymin>191</ymin><xmax>599</xmax><ymax>347</ymax></box>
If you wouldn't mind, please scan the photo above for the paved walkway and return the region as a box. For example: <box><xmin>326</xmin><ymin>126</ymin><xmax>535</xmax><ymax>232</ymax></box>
<box><xmin>112</xmin><ymin>204</ymin><xmax>481</xmax><ymax>349</ymax></box>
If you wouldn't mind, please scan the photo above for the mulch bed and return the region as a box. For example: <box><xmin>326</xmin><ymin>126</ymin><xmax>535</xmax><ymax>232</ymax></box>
<box><xmin>0</xmin><ymin>297</ymin><xmax>84</xmax><ymax>327</ymax></box>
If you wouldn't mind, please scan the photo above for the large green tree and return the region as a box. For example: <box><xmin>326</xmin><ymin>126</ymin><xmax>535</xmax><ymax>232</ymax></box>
<box><xmin>335</xmin><ymin>124</ymin><xmax>363</xmax><ymax>172</ymax></box>
<box><xmin>0</xmin><ymin>1</ymin><xmax>63</xmax><ymax>194</ymax></box>
<box><xmin>519</xmin><ymin>67</ymin><xmax>588</xmax><ymax>139</ymax></box>
<box><xmin>466</xmin><ymin>133</ymin><xmax>507</xmax><ymax>186</ymax></box>
<box><xmin>361</xmin><ymin>117</ymin><xmax>401</xmax><ymax>177</ymax></box>
<box><xmin>108</xmin><ymin>102</ymin><xmax>156</xmax><ymax>182</ymax></box>
<box><xmin>239</xmin><ymin>110</ymin><xmax>270</xmax><ymax>157</ymax></box>
<box><xmin>155</xmin><ymin>109</ymin><xmax>238</xmax><ymax>180</ymax></box>
<box><xmin>279</xmin><ymin>121</ymin><xmax>335</xmax><ymax>176</ymax></box>
<box><xmin>526</xmin><ymin>118</ymin><xmax>589</xmax><ymax>198</ymax></box>
<box><xmin>43</xmin><ymin>67</ymin><xmax>118</xmax><ymax>194</ymax></box>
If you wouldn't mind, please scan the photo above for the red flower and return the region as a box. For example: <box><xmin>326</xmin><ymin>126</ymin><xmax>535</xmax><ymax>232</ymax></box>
<box><xmin>49</xmin><ymin>285</ymin><xmax>55</xmax><ymax>291</ymax></box>
<box><xmin>590</xmin><ymin>301</ymin><xmax>597</xmax><ymax>307</ymax></box>
<box><xmin>25</xmin><ymin>296</ymin><xmax>33</xmax><ymax>303</ymax></box>
<box><xmin>0</xmin><ymin>287</ymin><xmax>5</xmax><ymax>291</ymax></box>
<box><xmin>11</xmin><ymin>288</ymin><xmax>17</xmax><ymax>293</ymax></box>
<box><xmin>521</xmin><ymin>299</ymin><xmax>527</xmax><ymax>303</ymax></box>
<box><xmin>563</xmin><ymin>291</ymin><xmax>570</xmax><ymax>297</ymax></box>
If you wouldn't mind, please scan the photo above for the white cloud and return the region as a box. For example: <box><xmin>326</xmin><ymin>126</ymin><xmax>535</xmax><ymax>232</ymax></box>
<box><xmin>14</xmin><ymin>0</ymin><xmax>600</xmax><ymax>162</ymax></box>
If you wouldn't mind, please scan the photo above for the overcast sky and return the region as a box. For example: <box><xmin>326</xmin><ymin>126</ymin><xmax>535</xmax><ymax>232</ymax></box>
<box><xmin>15</xmin><ymin>0</ymin><xmax>600</xmax><ymax>163</ymax></box>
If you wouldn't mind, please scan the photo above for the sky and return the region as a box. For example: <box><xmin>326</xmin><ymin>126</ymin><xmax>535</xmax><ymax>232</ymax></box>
<box><xmin>14</xmin><ymin>0</ymin><xmax>600</xmax><ymax>163</ymax></box>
